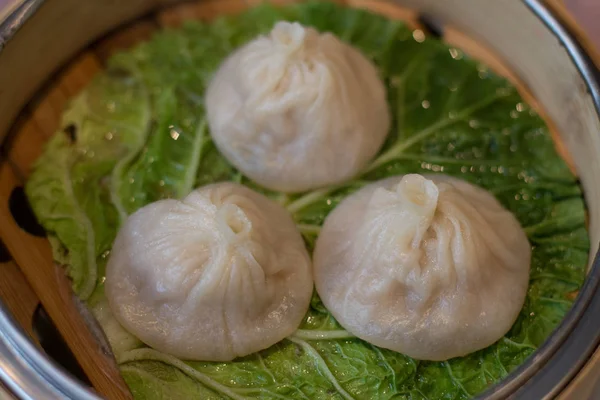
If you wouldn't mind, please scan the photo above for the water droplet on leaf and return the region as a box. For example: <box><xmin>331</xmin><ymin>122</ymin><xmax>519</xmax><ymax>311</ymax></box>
<box><xmin>449</xmin><ymin>48</ymin><xmax>463</xmax><ymax>60</ymax></box>
<box><xmin>469</xmin><ymin>120</ymin><xmax>480</xmax><ymax>128</ymax></box>
<box><xmin>412</xmin><ymin>30</ymin><xmax>426</xmax><ymax>43</ymax></box>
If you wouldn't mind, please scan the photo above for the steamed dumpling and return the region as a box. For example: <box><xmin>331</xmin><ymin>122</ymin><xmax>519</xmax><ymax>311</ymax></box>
<box><xmin>314</xmin><ymin>174</ymin><xmax>531</xmax><ymax>361</ymax></box>
<box><xmin>205</xmin><ymin>21</ymin><xmax>390</xmax><ymax>193</ymax></box>
<box><xmin>105</xmin><ymin>182</ymin><xmax>312</xmax><ymax>361</ymax></box>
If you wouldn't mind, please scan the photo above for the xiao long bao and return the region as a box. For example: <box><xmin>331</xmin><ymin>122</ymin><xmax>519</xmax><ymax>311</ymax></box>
<box><xmin>205</xmin><ymin>21</ymin><xmax>390</xmax><ymax>193</ymax></box>
<box><xmin>105</xmin><ymin>182</ymin><xmax>313</xmax><ymax>361</ymax></box>
<box><xmin>313</xmin><ymin>174</ymin><xmax>532</xmax><ymax>361</ymax></box>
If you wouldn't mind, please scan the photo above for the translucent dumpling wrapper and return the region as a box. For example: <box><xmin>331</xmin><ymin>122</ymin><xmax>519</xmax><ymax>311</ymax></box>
<box><xmin>314</xmin><ymin>174</ymin><xmax>531</xmax><ymax>361</ymax></box>
<box><xmin>106</xmin><ymin>182</ymin><xmax>313</xmax><ymax>361</ymax></box>
<box><xmin>205</xmin><ymin>21</ymin><xmax>390</xmax><ymax>193</ymax></box>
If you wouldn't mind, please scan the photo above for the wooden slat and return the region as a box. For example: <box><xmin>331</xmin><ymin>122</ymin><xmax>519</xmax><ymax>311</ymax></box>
<box><xmin>0</xmin><ymin>163</ymin><xmax>131</xmax><ymax>400</ymax></box>
<box><xmin>30</xmin><ymin>83</ymin><xmax>68</xmax><ymax>139</ymax></box>
<box><xmin>58</xmin><ymin>53</ymin><xmax>102</xmax><ymax>98</ymax></box>
<box><xmin>7</xmin><ymin>118</ymin><xmax>46</xmax><ymax>180</ymax></box>
<box><xmin>94</xmin><ymin>19</ymin><xmax>159</xmax><ymax>62</ymax></box>
<box><xmin>29</xmin><ymin>51</ymin><xmax>101</xmax><ymax>141</ymax></box>
<box><xmin>0</xmin><ymin>260</ymin><xmax>40</xmax><ymax>346</ymax></box>
<box><xmin>8</xmin><ymin>52</ymin><xmax>102</xmax><ymax>180</ymax></box>
<box><xmin>158</xmin><ymin>0</ymin><xmax>251</xmax><ymax>27</ymax></box>
<box><xmin>348</xmin><ymin>0</ymin><xmax>420</xmax><ymax>28</ymax></box>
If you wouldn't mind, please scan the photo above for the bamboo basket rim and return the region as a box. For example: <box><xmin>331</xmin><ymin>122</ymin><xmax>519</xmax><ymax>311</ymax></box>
<box><xmin>1</xmin><ymin>1</ymin><xmax>600</xmax><ymax>400</ymax></box>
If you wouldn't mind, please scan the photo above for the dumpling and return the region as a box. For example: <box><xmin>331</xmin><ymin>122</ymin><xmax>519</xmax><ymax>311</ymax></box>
<box><xmin>105</xmin><ymin>182</ymin><xmax>313</xmax><ymax>361</ymax></box>
<box><xmin>313</xmin><ymin>174</ymin><xmax>531</xmax><ymax>361</ymax></box>
<box><xmin>205</xmin><ymin>21</ymin><xmax>390</xmax><ymax>193</ymax></box>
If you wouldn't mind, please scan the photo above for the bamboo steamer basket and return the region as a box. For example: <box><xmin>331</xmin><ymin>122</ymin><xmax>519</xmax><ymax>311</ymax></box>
<box><xmin>0</xmin><ymin>0</ymin><xmax>600</xmax><ymax>399</ymax></box>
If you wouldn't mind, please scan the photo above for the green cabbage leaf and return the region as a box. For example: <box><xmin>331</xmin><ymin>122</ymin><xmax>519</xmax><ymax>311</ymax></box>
<box><xmin>26</xmin><ymin>2</ymin><xmax>588</xmax><ymax>399</ymax></box>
